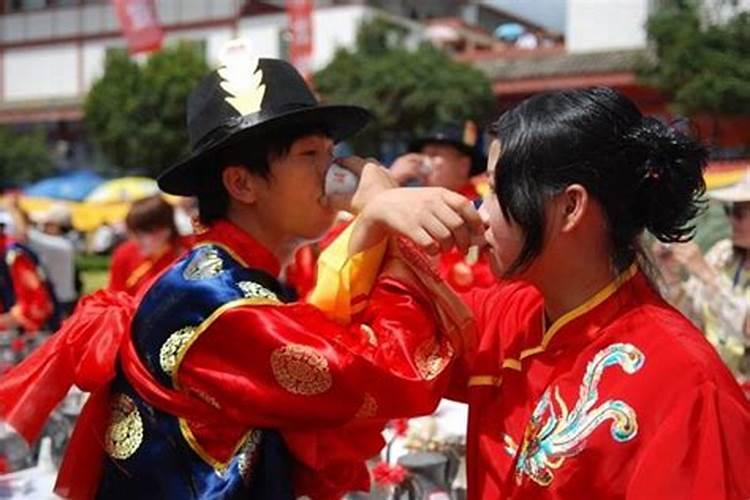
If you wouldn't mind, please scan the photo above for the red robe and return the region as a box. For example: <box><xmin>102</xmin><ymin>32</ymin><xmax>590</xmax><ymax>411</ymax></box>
<box><xmin>108</xmin><ymin>237</ymin><xmax>190</xmax><ymax>296</ymax></box>
<box><xmin>0</xmin><ymin>239</ymin><xmax>54</xmax><ymax>332</ymax></box>
<box><xmin>176</xmin><ymin>221</ymin><xmax>464</xmax><ymax>497</ymax></box>
<box><xmin>454</xmin><ymin>266</ymin><xmax>750</xmax><ymax>499</ymax></box>
<box><xmin>0</xmin><ymin>221</ymin><xmax>470</xmax><ymax>499</ymax></box>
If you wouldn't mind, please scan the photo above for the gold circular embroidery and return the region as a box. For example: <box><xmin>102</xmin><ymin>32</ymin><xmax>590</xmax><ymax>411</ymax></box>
<box><xmin>415</xmin><ymin>338</ymin><xmax>455</xmax><ymax>380</ymax></box>
<box><xmin>354</xmin><ymin>393</ymin><xmax>378</xmax><ymax>419</ymax></box>
<box><xmin>105</xmin><ymin>393</ymin><xmax>144</xmax><ymax>460</ymax></box>
<box><xmin>238</xmin><ymin>281</ymin><xmax>279</xmax><ymax>302</ymax></box>
<box><xmin>270</xmin><ymin>344</ymin><xmax>332</xmax><ymax>395</ymax></box>
<box><xmin>183</xmin><ymin>248</ymin><xmax>224</xmax><ymax>280</ymax></box>
<box><xmin>159</xmin><ymin>326</ymin><xmax>196</xmax><ymax>377</ymax></box>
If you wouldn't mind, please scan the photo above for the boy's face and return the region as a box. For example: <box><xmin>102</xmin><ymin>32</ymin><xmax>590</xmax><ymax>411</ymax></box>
<box><xmin>252</xmin><ymin>133</ymin><xmax>337</xmax><ymax>243</ymax></box>
<box><xmin>421</xmin><ymin>143</ymin><xmax>472</xmax><ymax>191</ymax></box>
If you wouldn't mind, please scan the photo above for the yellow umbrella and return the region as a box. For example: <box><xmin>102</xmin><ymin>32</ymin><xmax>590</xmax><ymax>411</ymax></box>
<box><xmin>704</xmin><ymin>160</ymin><xmax>750</xmax><ymax>191</ymax></box>
<box><xmin>84</xmin><ymin>177</ymin><xmax>159</xmax><ymax>204</ymax></box>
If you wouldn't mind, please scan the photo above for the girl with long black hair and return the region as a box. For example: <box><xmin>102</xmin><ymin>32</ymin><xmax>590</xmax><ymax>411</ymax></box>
<box><xmin>333</xmin><ymin>87</ymin><xmax>750</xmax><ymax>498</ymax></box>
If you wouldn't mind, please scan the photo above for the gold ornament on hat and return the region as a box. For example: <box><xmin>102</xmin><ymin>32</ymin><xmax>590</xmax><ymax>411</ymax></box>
<box><xmin>463</xmin><ymin>120</ymin><xmax>477</xmax><ymax>147</ymax></box>
<box><xmin>218</xmin><ymin>39</ymin><xmax>266</xmax><ymax>116</ymax></box>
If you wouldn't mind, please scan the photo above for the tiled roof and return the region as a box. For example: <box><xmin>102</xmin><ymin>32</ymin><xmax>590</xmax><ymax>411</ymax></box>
<box><xmin>474</xmin><ymin>49</ymin><xmax>648</xmax><ymax>80</ymax></box>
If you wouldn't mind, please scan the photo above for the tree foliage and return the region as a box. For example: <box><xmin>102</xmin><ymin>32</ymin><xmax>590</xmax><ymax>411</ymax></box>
<box><xmin>314</xmin><ymin>18</ymin><xmax>496</xmax><ymax>156</ymax></box>
<box><xmin>0</xmin><ymin>127</ymin><xmax>54</xmax><ymax>189</ymax></box>
<box><xmin>638</xmin><ymin>0</ymin><xmax>750</xmax><ymax>116</ymax></box>
<box><xmin>84</xmin><ymin>42</ymin><xmax>209</xmax><ymax>177</ymax></box>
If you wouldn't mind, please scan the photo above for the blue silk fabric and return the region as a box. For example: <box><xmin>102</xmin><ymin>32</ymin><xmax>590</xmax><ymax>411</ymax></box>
<box><xmin>97</xmin><ymin>244</ymin><xmax>295</xmax><ymax>499</ymax></box>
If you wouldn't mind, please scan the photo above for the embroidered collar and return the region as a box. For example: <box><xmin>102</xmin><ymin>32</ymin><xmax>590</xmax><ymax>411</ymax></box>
<box><xmin>195</xmin><ymin>220</ymin><xmax>281</xmax><ymax>277</ymax></box>
<box><xmin>502</xmin><ymin>264</ymin><xmax>641</xmax><ymax>372</ymax></box>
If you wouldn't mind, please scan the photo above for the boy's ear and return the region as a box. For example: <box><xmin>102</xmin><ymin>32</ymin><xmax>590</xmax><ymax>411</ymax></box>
<box><xmin>222</xmin><ymin>165</ymin><xmax>258</xmax><ymax>205</ymax></box>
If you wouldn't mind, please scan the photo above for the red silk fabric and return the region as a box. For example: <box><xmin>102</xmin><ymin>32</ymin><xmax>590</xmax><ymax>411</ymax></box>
<box><xmin>0</xmin><ymin>220</ymin><xmax>467</xmax><ymax>499</ymax></box>
<box><xmin>0</xmin><ymin>290</ymin><xmax>136</xmax><ymax>498</ymax></box>
<box><xmin>458</xmin><ymin>271</ymin><xmax>750</xmax><ymax>499</ymax></box>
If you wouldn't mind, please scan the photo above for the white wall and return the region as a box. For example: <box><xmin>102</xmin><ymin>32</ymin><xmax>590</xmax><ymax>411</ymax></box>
<box><xmin>81</xmin><ymin>38</ymin><xmax>125</xmax><ymax>90</ymax></box>
<box><xmin>163</xmin><ymin>26</ymin><xmax>236</xmax><ymax>66</ymax></box>
<box><xmin>4</xmin><ymin>45</ymin><xmax>79</xmax><ymax>99</ymax></box>
<box><xmin>0</xmin><ymin>4</ymin><xmax>378</xmax><ymax>103</ymax></box>
<box><xmin>237</xmin><ymin>13</ymin><xmax>287</xmax><ymax>62</ymax></box>
<box><xmin>236</xmin><ymin>5</ymin><xmax>373</xmax><ymax>70</ymax></box>
<box><xmin>157</xmin><ymin>0</ymin><xmax>236</xmax><ymax>26</ymax></box>
<box><xmin>311</xmin><ymin>5</ymin><xmax>372</xmax><ymax>70</ymax></box>
<box><xmin>566</xmin><ymin>0</ymin><xmax>650</xmax><ymax>53</ymax></box>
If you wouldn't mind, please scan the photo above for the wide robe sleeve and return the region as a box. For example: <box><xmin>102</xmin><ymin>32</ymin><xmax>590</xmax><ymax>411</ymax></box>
<box><xmin>626</xmin><ymin>380</ymin><xmax>750</xmax><ymax>500</ymax></box>
<box><xmin>175</xmin><ymin>272</ymin><xmax>458</xmax><ymax>499</ymax></box>
<box><xmin>178</xmin><ymin>273</ymin><xmax>454</xmax><ymax>429</ymax></box>
<box><xmin>176</xmin><ymin>232</ymin><xmax>473</xmax><ymax>498</ymax></box>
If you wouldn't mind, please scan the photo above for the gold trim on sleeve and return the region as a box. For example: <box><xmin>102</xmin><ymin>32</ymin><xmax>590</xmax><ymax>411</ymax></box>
<box><xmin>467</xmin><ymin>375</ymin><xmax>503</xmax><ymax>387</ymax></box>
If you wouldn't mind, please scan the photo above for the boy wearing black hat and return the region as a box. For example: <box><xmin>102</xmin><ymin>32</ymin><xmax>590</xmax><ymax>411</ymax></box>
<box><xmin>0</xmin><ymin>41</ymin><xmax>481</xmax><ymax>499</ymax></box>
<box><xmin>390</xmin><ymin>121</ymin><xmax>485</xmax><ymax>199</ymax></box>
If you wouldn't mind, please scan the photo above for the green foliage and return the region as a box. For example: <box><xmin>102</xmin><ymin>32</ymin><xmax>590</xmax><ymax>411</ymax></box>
<box><xmin>76</xmin><ymin>253</ymin><xmax>112</xmax><ymax>272</ymax></box>
<box><xmin>84</xmin><ymin>42</ymin><xmax>209</xmax><ymax>177</ymax></box>
<box><xmin>638</xmin><ymin>0</ymin><xmax>750</xmax><ymax>116</ymax></box>
<box><xmin>0</xmin><ymin>126</ymin><xmax>54</xmax><ymax>188</ymax></box>
<box><xmin>314</xmin><ymin>18</ymin><xmax>496</xmax><ymax>155</ymax></box>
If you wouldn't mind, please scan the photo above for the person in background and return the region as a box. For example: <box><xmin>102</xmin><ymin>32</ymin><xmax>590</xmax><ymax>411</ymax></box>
<box><xmin>0</xmin><ymin>212</ymin><xmax>57</xmax><ymax>334</ymax></box>
<box><xmin>108</xmin><ymin>195</ymin><xmax>190</xmax><ymax>296</ymax></box>
<box><xmin>389</xmin><ymin>122</ymin><xmax>495</xmax><ymax>293</ymax></box>
<box><xmin>285</xmin><ymin>123</ymin><xmax>492</xmax><ymax>299</ymax></box>
<box><xmin>6</xmin><ymin>199</ymin><xmax>80</xmax><ymax>316</ymax></box>
<box><xmin>655</xmin><ymin>172</ymin><xmax>750</xmax><ymax>379</ymax></box>
<box><xmin>172</xmin><ymin>196</ymin><xmax>198</xmax><ymax>236</ymax></box>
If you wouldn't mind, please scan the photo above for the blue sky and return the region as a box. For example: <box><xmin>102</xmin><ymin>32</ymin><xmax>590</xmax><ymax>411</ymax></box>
<box><xmin>485</xmin><ymin>0</ymin><xmax>567</xmax><ymax>33</ymax></box>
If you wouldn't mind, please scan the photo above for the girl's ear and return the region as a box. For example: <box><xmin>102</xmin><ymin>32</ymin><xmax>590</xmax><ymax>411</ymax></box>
<box><xmin>559</xmin><ymin>184</ymin><xmax>588</xmax><ymax>233</ymax></box>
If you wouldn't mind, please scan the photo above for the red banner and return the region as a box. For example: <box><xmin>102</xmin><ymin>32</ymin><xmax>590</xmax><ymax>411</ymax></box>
<box><xmin>113</xmin><ymin>0</ymin><xmax>164</xmax><ymax>55</ymax></box>
<box><xmin>286</xmin><ymin>0</ymin><xmax>314</xmax><ymax>79</ymax></box>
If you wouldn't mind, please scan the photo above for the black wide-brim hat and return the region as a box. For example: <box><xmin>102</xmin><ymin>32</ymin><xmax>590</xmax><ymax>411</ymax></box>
<box><xmin>408</xmin><ymin>122</ymin><xmax>487</xmax><ymax>177</ymax></box>
<box><xmin>159</xmin><ymin>57</ymin><xmax>372</xmax><ymax>196</ymax></box>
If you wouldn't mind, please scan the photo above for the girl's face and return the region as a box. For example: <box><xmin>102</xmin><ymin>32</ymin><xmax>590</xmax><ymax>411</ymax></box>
<box><xmin>479</xmin><ymin>139</ymin><xmax>525</xmax><ymax>279</ymax></box>
<box><xmin>133</xmin><ymin>227</ymin><xmax>172</xmax><ymax>257</ymax></box>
